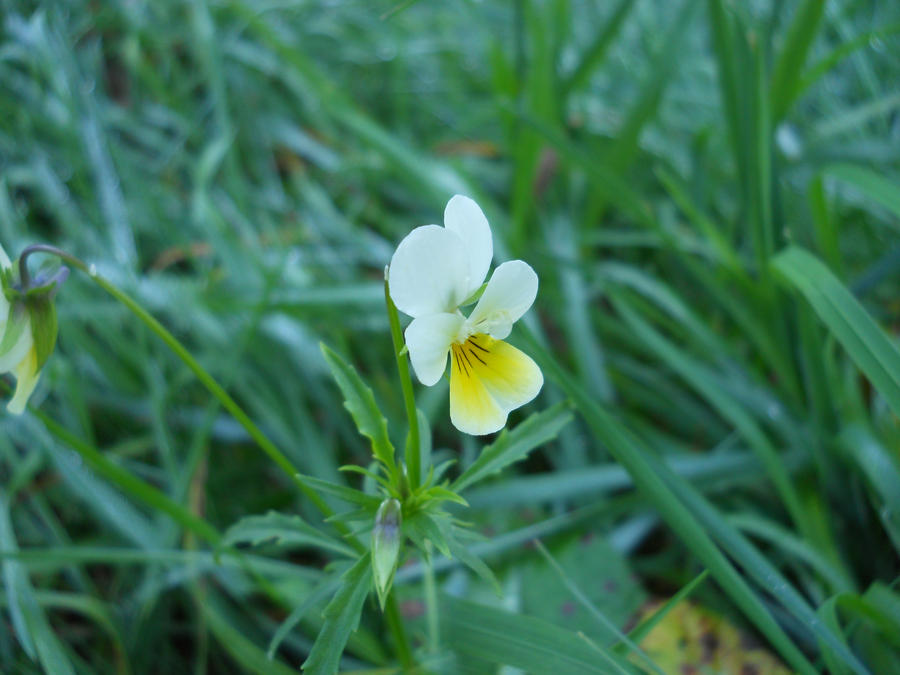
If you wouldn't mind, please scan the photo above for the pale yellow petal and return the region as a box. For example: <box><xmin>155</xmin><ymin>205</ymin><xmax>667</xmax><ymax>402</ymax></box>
<box><xmin>449</xmin><ymin>343</ymin><xmax>506</xmax><ymax>435</ymax></box>
<box><xmin>448</xmin><ymin>334</ymin><xmax>543</xmax><ymax>435</ymax></box>
<box><xmin>7</xmin><ymin>346</ymin><xmax>40</xmax><ymax>415</ymax></box>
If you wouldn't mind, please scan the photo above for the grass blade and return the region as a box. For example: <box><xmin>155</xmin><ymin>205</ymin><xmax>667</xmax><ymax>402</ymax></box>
<box><xmin>442</xmin><ymin>595</ymin><xmax>634</xmax><ymax>674</ymax></box>
<box><xmin>453</xmin><ymin>402</ymin><xmax>572</xmax><ymax>493</ymax></box>
<box><xmin>773</xmin><ymin>247</ymin><xmax>900</xmax><ymax>417</ymax></box>
<box><xmin>770</xmin><ymin>0</ymin><xmax>827</xmax><ymax>120</ymax></box>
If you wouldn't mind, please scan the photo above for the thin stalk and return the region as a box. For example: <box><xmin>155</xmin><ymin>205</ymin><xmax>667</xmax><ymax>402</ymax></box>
<box><xmin>423</xmin><ymin>541</ymin><xmax>439</xmax><ymax>655</ymax></box>
<box><xmin>384</xmin><ymin>272</ymin><xmax>420</xmax><ymax>491</ymax></box>
<box><xmin>385</xmin><ymin>590</ymin><xmax>415</xmax><ymax>670</ymax></box>
<box><xmin>17</xmin><ymin>245</ymin><xmax>346</xmax><ymax>535</ymax></box>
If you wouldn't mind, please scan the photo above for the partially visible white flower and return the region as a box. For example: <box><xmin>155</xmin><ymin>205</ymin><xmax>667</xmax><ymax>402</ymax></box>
<box><xmin>388</xmin><ymin>195</ymin><xmax>543</xmax><ymax>435</ymax></box>
<box><xmin>0</xmin><ymin>245</ymin><xmax>40</xmax><ymax>414</ymax></box>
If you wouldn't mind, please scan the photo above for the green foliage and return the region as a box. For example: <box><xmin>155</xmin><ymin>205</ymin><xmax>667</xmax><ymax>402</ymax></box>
<box><xmin>301</xmin><ymin>554</ymin><xmax>373</xmax><ymax>675</ymax></box>
<box><xmin>774</xmin><ymin>247</ymin><xmax>900</xmax><ymax>417</ymax></box>
<box><xmin>1</xmin><ymin>0</ymin><xmax>899</xmax><ymax>672</ymax></box>
<box><xmin>221</xmin><ymin>511</ymin><xmax>355</xmax><ymax>557</ymax></box>
<box><xmin>452</xmin><ymin>401</ymin><xmax>572</xmax><ymax>492</ymax></box>
<box><xmin>320</xmin><ymin>343</ymin><xmax>396</xmax><ymax>476</ymax></box>
<box><xmin>441</xmin><ymin>595</ymin><xmax>635</xmax><ymax>673</ymax></box>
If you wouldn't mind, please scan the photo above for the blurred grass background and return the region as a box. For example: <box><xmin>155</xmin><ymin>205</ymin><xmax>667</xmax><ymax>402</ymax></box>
<box><xmin>1</xmin><ymin>0</ymin><xmax>900</xmax><ymax>672</ymax></box>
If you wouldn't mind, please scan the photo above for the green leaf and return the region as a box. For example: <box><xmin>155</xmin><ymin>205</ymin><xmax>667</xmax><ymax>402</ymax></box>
<box><xmin>452</xmin><ymin>402</ymin><xmax>572</xmax><ymax>492</ymax></box>
<box><xmin>770</xmin><ymin>0</ymin><xmax>827</xmax><ymax>120</ymax></box>
<box><xmin>626</xmin><ymin>570</ymin><xmax>709</xmax><ymax>644</ymax></box>
<box><xmin>441</xmin><ymin>595</ymin><xmax>634</xmax><ymax>673</ymax></box>
<box><xmin>201</xmin><ymin>594</ymin><xmax>300</xmax><ymax>675</ymax></box>
<box><xmin>320</xmin><ymin>343</ymin><xmax>395</xmax><ymax>472</ymax></box>
<box><xmin>0</xmin><ymin>492</ymin><xmax>76</xmax><ymax>675</ymax></box>
<box><xmin>304</xmin><ymin>476</ymin><xmax>384</xmax><ymax>509</ymax></box>
<box><xmin>824</xmin><ymin>164</ymin><xmax>900</xmax><ymax>226</ymax></box>
<box><xmin>773</xmin><ymin>247</ymin><xmax>900</xmax><ymax>418</ymax></box>
<box><xmin>302</xmin><ymin>553</ymin><xmax>372</xmax><ymax>674</ymax></box>
<box><xmin>841</xmin><ymin>426</ymin><xmax>900</xmax><ymax>553</ymax></box>
<box><xmin>519</xmin><ymin>328</ymin><xmax>824</xmax><ymax>674</ymax></box>
<box><xmin>562</xmin><ymin>0</ymin><xmax>635</xmax><ymax>95</ymax></box>
<box><xmin>221</xmin><ymin>511</ymin><xmax>355</xmax><ymax>557</ymax></box>
<box><xmin>405</xmin><ymin>510</ymin><xmax>452</xmax><ymax>559</ymax></box>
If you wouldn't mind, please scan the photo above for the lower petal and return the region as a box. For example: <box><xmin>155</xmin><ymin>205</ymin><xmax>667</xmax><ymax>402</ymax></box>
<box><xmin>449</xmin><ymin>344</ymin><xmax>506</xmax><ymax>435</ymax></box>
<box><xmin>448</xmin><ymin>334</ymin><xmax>543</xmax><ymax>435</ymax></box>
<box><xmin>7</xmin><ymin>346</ymin><xmax>40</xmax><ymax>415</ymax></box>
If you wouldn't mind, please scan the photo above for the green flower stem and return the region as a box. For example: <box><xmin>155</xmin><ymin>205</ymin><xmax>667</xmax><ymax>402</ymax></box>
<box><xmin>18</xmin><ymin>245</ymin><xmax>357</xmax><ymax>545</ymax></box>
<box><xmin>384</xmin><ymin>590</ymin><xmax>415</xmax><ymax>669</ymax></box>
<box><xmin>384</xmin><ymin>274</ymin><xmax>420</xmax><ymax>491</ymax></box>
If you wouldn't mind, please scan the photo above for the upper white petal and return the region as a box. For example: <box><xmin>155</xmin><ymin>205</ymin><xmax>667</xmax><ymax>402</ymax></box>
<box><xmin>389</xmin><ymin>225</ymin><xmax>470</xmax><ymax>318</ymax></box>
<box><xmin>443</xmin><ymin>195</ymin><xmax>492</xmax><ymax>296</ymax></box>
<box><xmin>0</xmin><ymin>244</ymin><xmax>10</xmax><ymax>270</ymax></box>
<box><xmin>466</xmin><ymin>260</ymin><xmax>538</xmax><ymax>339</ymax></box>
<box><xmin>404</xmin><ymin>313</ymin><xmax>465</xmax><ymax>386</ymax></box>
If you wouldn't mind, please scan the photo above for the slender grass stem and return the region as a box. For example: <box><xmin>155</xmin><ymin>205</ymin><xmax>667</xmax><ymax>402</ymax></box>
<box><xmin>423</xmin><ymin>541</ymin><xmax>439</xmax><ymax>655</ymax></box>
<box><xmin>384</xmin><ymin>272</ymin><xmax>420</xmax><ymax>491</ymax></box>
<box><xmin>385</xmin><ymin>590</ymin><xmax>415</xmax><ymax>670</ymax></box>
<box><xmin>17</xmin><ymin>245</ymin><xmax>346</xmax><ymax>534</ymax></box>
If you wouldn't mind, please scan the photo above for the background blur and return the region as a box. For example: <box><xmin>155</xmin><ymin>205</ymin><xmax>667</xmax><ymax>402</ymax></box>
<box><xmin>1</xmin><ymin>0</ymin><xmax>899</xmax><ymax>673</ymax></box>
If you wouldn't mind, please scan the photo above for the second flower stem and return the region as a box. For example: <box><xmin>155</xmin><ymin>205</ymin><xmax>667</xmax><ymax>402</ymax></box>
<box><xmin>19</xmin><ymin>245</ymin><xmax>352</xmax><ymax>541</ymax></box>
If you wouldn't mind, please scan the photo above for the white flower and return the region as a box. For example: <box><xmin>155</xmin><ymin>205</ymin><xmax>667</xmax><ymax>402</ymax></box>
<box><xmin>0</xmin><ymin>245</ymin><xmax>40</xmax><ymax>415</ymax></box>
<box><xmin>388</xmin><ymin>195</ymin><xmax>543</xmax><ymax>435</ymax></box>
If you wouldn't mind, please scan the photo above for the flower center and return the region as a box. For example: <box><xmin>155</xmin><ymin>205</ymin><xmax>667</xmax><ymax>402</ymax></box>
<box><xmin>450</xmin><ymin>334</ymin><xmax>491</xmax><ymax>377</ymax></box>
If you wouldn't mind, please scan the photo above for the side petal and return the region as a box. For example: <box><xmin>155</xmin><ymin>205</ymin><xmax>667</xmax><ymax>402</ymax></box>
<box><xmin>466</xmin><ymin>260</ymin><xmax>538</xmax><ymax>340</ymax></box>
<box><xmin>443</xmin><ymin>195</ymin><xmax>492</xmax><ymax>296</ymax></box>
<box><xmin>0</xmin><ymin>243</ymin><xmax>10</xmax><ymax>270</ymax></box>
<box><xmin>7</xmin><ymin>346</ymin><xmax>40</xmax><ymax>415</ymax></box>
<box><xmin>404</xmin><ymin>313</ymin><xmax>464</xmax><ymax>386</ymax></box>
<box><xmin>0</xmin><ymin>315</ymin><xmax>33</xmax><ymax>373</ymax></box>
<box><xmin>449</xmin><ymin>344</ymin><xmax>507</xmax><ymax>435</ymax></box>
<box><xmin>389</xmin><ymin>225</ymin><xmax>470</xmax><ymax>317</ymax></box>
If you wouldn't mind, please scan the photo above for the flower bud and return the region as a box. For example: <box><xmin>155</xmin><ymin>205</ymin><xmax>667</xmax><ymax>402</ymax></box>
<box><xmin>372</xmin><ymin>498</ymin><xmax>402</xmax><ymax>609</ymax></box>
<box><xmin>0</xmin><ymin>245</ymin><xmax>67</xmax><ymax>414</ymax></box>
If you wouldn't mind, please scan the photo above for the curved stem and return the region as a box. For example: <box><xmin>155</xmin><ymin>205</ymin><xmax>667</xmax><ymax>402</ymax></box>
<box><xmin>384</xmin><ymin>274</ymin><xmax>420</xmax><ymax>491</ymax></box>
<box><xmin>19</xmin><ymin>245</ymin><xmax>353</xmax><ymax>539</ymax></box>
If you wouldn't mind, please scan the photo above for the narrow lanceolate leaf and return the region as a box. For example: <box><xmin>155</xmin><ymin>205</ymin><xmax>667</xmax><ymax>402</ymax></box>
<box><xmin>519</xmin><ymin>329</ymin><xmax>820</xmax><ymax>674</ymax></box>
<box><xmin>841</xmin><ymin>427</ymin><xmax>900</xmax><ymax>553</ymax></box>
<box><xmin>221</xmin><ymin>511</ymin><xmax>355</xmax><ymax>557</ymax></box>
<box><xmin>302</xmin><ymin>553</ymin><xmax>372</xmax><ymax>675</ymax></box>
<box><xmin>770</xmin><ymin>0</ymin><xmax>826</xmax><ymax>120</ymax></box>
<box><xmin>442</xmin><ymin>595</ymin><xmax>634</xmax><ymax>673</ymax></box>
<box><xmin>773</xmin><ymin>247</ymin><xmax>900</xmax><ymax>418</ymax></box>
<box><xmin>0</xmin><ymin>492</ymin><xmax>76</xmax><ymax>675</ymax></box>
<box><xmin>320</xmin><ymin>343</ymin><xmax>395</xmax><ymax>471</ymax></box>
<box><xmin>823</xmin><ymin>164</ymin><xmax>900</xmax><ymax>225</ymax></box>
<box><xmin>201</xmin><ymin>594</ymin><xmax>300</xmax><ymax>675</ymax></box>
<box><xmin>452</xmin><ymin>402</ymin><xmax>572</xmax><ymax>492</ymax></box>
